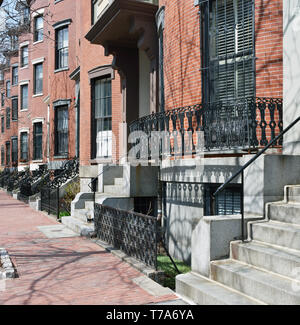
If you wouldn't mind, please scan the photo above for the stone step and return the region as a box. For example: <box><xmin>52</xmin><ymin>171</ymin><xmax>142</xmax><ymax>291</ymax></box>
<box><xmin>231</xmin><ymin>240</ymin><xmax>300</xmax><ymax>279</ymax></box>
<box><xmin>72</xmin><ymin>208</ymin><xmax>91</xmax><ymax>222</ymax></box>
<box><xmin>176</xmin><ymin>272</ymin><xmax>263</xmax><ymax>305</ymax></box>
<box><xmin>251</xmin><ymin>220</ymin><xmax>300</xmax><ymax>250</ymax></box>
<box><xmin>104</xmin><ymin>185</ymin><xmax>126</xmax><ymax>196</ymax></box>
<box><xmin>210</xmin><ymin>259</ymin><xmax>300</xmax><ymax>305</ymax></box>
<box><xmin>268</xmin><ymin>202</ymin><xmax>300</xmax><ymax>225</ymax></box>
<box><xmin>286</xmin><ymin>185</ymin><xmax>300</xmax><ymax>203</ymax></box>
<box><xmin>114</xmin><ymin>178</ymin><xmax>125</xmax><ymax>186</ymax></box>
<box><xmin>61</xmin><ymin>216</ymin><xmax>95</xmax><ymax>237</ymax></box>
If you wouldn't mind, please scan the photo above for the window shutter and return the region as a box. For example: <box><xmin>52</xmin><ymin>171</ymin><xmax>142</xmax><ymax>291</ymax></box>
<box><xmin>209</xmin><ymin>0</ymin><xmax>254</xmax><ymax>103</ymax></box>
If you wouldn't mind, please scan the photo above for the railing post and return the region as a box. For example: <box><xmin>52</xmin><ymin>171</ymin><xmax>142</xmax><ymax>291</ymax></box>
<box><xmin>155</xmin><ymin>218</ymin><xmax>158</xmax><ymax>271</ymax></box>
<box><xmin>57</xmin><ymin>186</ymin><xmax>60</xmax><ymax>220</ymax></box>
<box><xmin>48</xmin><ymin>187</ymin><xmax>50</xmax><ymax>215</ymax></box>
<box><xmin>211</xmin><ymin>193</ymin><xmax>216</xmax><ymax>216</ymax></box>
<box><xmin>241</xmin><ymin>170</ymin><xmax>245</xmax><ymax>242</ymax></box>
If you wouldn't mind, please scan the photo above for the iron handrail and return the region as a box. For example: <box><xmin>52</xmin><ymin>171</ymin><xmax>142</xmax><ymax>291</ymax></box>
<box><xmin>212</xmin><ymin>115</ymin><xmax>300</xmax><ymax>241</ymax></box>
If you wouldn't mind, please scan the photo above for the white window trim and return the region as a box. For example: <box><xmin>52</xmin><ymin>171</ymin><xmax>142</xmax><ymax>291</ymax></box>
<box><xmin>19</xmin><ymin>41</ymin><xmax>29</xmax><ymax>49</ymax></box>
<box><xmin>19</xmin><ymin>128</ymin><xmax>29</xmax><ymax>135</ymax></box>
<box><xmin>33</xmin><ymin>40</ymin><xmax>44</xmax><ymax>46</ymax></box>
<box><xmin>32</xmin><ymin>57</ymin><xmax>45</xmax><ymax>65</ymax></box>
<box><xmin>53</xmin><ymin>19</ymin><xmax>72</xmax><ymax>30</ymax></box>
<box><xmin>32</xmin><ymin>118</ymin><xmax>45</xmax><ymax>125</ymax></box>
<box><xmin>19</xmin><ymin>80</ymin><xmax>29</xmax><ymax>86</ymax></box>
<box><xmin>32</xmin><ymin>8</ymin><xmax>45</xmax><ymax>18</ymax></box>
<box><xmin>32</xmin><ymin>93</ymin><xmax>44</xmax><ymax>98</ymax></box>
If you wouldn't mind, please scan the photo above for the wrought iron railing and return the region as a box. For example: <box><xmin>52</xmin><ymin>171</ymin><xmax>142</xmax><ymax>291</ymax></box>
<box><xmin>40</xmin><ymin>158</ymin><xmax>79</xmax><ymax>219</ymax></box>
<box><xmin>94</xmin><ymin>204</ymin><xmax>158</xmax><ymax>269</ymax></box>
<box><xmin>18</xmin><ymin>166</ymin><xmax>48</xmax><ymax>203</ymax></box>
<box><xmin>0</xmin><ymin>169</ymin><xmax>14</xmax><ymax>188</ymax></box>
<box><xmin>0</xmin><ymin>169</ymin><xmax>11</xmax><ymax>188</ymax></box>
<box><xmin>129</xmin><ymin>97</ymin><xmax>283</xmax><ymax>157</ymax></box>
<box><xmin>212</xmin><ymin>115</ymin><xmax>300</xmax><ymax>242</ymax></box>
<box><xmin>7</xmin><ymin>170</ymin><xmax>26</xmax><ymax>192</ymax></box>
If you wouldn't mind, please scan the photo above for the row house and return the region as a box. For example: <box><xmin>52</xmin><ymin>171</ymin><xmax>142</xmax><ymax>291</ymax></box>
<box><xmin>0</xmin><ymin>0</ymin><xmax>122</xmax><ymax>173</ymax></box>
<box><xmin>3</xmin><ymin>0</ymin><xmax>299</xmax><ymax>274</ymax></box>
<box><xmin>3</xmin><ymin>0</ymin><xmax>300</xmax><ymax>305</ymax></box>
<box><xmin>82</xmin><ymin>0</ymin><xmax>285</xmax><ymax>265</ymax></box>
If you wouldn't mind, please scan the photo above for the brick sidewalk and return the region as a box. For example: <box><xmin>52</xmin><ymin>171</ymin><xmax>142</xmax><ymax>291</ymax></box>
<box><xmin>0</xmin><ymin>191</ymin><xmax>178</xmax><ymax>305</ymax></box>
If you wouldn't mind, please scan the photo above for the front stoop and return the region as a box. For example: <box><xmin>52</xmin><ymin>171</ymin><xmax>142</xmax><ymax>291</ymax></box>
<box><xmin>176</xmin><ymin>272</ymin><xmax>264</xmax><ymax>305</ymax></box>
<box><xmin>61</xmin><ymin>216</ymin><xmax>95</xmax><ymax>238</ymax></box>
<box><xmin>177</xmin><ymin>184</ymin><xmax>300</xmax><ymax>305</ymax></box>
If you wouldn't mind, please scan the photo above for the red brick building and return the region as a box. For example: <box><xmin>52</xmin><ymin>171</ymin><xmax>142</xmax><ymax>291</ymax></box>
<box><xmin>0</xmin><ymin>0</ymin><xmax>124</xmax><ymax>172</ymax></box>
<box><xmin>0</xmin><ymin>0</ymin><xmax>284</xmax><ymax>264</ymax></box>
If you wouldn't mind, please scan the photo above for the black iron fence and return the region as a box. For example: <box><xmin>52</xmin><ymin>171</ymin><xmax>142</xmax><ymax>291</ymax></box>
<box><xmin>129</xmin><ymin>97</ymin><xmax>283</xmax><ymax>158</ymax></box>
<box><xmin>19</xmin><ymin>165</ymin><xmax>48</xmax><ymax>203</ymax></box>
<box><xmin>41</xmin><ymin>186</ymin><xmax>60</xmax><ymax>217</ymax></box>
<box><xmin>0</xmin><ymin>169</ymin><xmax>13</xmax><ymax>188</ymax></box>
<box><xmin>40</xmin><ymin>158</ymin><xmax>79</xmax><ymax>219</ymax></box>
<box><xmin>7</xmin><ymin>170</ymin><xmax>26</xmax><ymax>193</ymax></box>
<box><xmin>94</xmin><ymin>204</ymin><xmax>158</xmax><ymax>269</ymax></box>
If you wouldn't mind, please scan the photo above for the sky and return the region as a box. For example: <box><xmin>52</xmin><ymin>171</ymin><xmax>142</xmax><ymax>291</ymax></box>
<box><xmin>0</xmin><ymin>8</ymin><xmax>5</xmax><ymax>32</ymax></box>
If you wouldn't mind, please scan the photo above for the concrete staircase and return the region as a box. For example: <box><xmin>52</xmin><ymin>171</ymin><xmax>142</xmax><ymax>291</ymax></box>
<box><xmin>103</xmin><ymin>177</ymin><xmax>128</xmax><ymax>196</ymax></box>
<box><xmin>61</xmin><ymin>175</ymin><xmax>133</xmax><ymax>237</ymax></box>
<box><xmin>61</xmin><ymin>199</ymin><xmax>95</xmax><ymax>237</ymax></box>
<box><xmin>177</xmin><ymin>184</ymin><xmax>300</xmax><ymax>305</ymax></box>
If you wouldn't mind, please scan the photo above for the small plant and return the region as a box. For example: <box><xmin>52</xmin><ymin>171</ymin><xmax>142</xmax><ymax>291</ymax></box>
<box><xmin>157</xmin><ymin>255</ymin><xmax>191</xmax><ymax>290</ymax></box>
<box><xmin>59</xmin><ymin>211</ymin><xmax>70</xmax><ymax>218</ymax></box>
<box><xmin>60</xmin><ymin>179</ymin><xmax>80</xmax><ymax>215</ymax></box>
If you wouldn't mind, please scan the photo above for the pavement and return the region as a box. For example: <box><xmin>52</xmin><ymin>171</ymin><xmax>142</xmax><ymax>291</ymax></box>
<box><xmin>0</xmin><ymin>190</ymin><xmax>182</xmax><ymax>305</ymax></box>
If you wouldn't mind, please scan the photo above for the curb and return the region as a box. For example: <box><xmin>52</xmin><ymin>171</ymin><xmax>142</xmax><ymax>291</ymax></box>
<box><xmin>0</xmin><ymin>248</ymin><xmax>17</xmax><ymax>279</ymax></box>
<box><xmin>91</xmin><ymin>238</ymin><xmax>165</xmax><ymax>285</ymax></box>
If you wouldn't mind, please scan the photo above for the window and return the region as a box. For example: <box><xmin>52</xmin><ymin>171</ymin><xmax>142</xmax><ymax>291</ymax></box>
<box><xmin>12</xmin><ymin>97</ymin><xmax>18</xmax><ymax>121</ymax></box>
<box><xmin>12</xmin><ymin>66</ymin><xmax>18</xmax><ymax>85</ymax></box>
<box><xmin>11</xmin><ymin>137</ymin><xmax>18</xmax><ymax>164</ymax></box>
<box><xmin>34</xmin><ymin>15</ymin><xmax>43</xmax><ymax>42</ymax></box>
<box><xmin>55</xmin><ymin>26</ymin><xmax>69</xmax><ymax>70</ymax></box>
<box><xmin>6</xmin><ymin>107</ymin><xmax>10</xmax><ymax>129</ymax></box>
<box><xmin>204</xmin><ymin>184</ymin><xmax>242</xmax><ymax>216</ymax></box>
<box><xmin>5</xmin><ymin>141</ymin><xmax>10</xmax><ymax>165</ymax></box>
<box><xmin>33</xmin><ymin>122</ymin><xmax>43</xmax><ymax>160</ymax></box>
<box><xmin>1</xmin><ymin>93</ymin><xmax>4</xmax><ymax>106</ymax></box>
<box><xmin>6</xmin><ymin>81</ymin><xmax>10</xmax><ymax>98</ymax></box>
<box><xmin>20</xmin><ymin>132</ymin><xmax>28</xmax><ymax>161</ymax></box>
<box><xmin>157</xmin><ymin>7</ymin><xmax>165</xmax><ymax>112</ymax></box>
<box><xmin>21</xmin><ymin>46</ymin><xmax>29</xmax><ymax>67</ymax></box>
<box><xmin>55</xmin><ymin>106</ymin><xmax>69</xmax><ymax>156</ymax></box>
<box><xmin>34</xmin><ymin>63</ymin><xmax>43</xmax><ymax>94</ymax></box>
<box><xmin>21</xmin><ymin>84</ymin><xmax>28</xmax><ymax>110</ymax></box>
<box><xmin>92</xmin><ymin>77</ymin><xmax>112</xmax><ymax>158</ymax></box>
<box><xmin>92</xmin><ymin>0</ymin><xmax>100</xmax><ymax>25</ymax></box>
<box><xmin>21</xmin><ymin>6</ymin><xmax>30</xmax><ymax>25</ymax></box>
<box><xmin>201</xmin><ymin>0</ymin><xmax>254</xmax><ymax>103</ymax></box>
<box><xmin>1</xmin><ymin>116</ymin><xmax>4</xmax><ymax>133</ymax></box>
<box><xmin>1</xmin><ymin>146</ymin><xmax>4</xmax><ymax>166</ymax></box>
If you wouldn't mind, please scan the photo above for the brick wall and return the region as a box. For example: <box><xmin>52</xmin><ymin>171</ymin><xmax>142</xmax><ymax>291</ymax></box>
<box><xmin>160</xmin><ymin>0</ymin><xmax>283</xmax><ymax>109</ymax></box>
<box><xmin>255</xmin><ymin>0</ymin><xmax>283</xmax><ymax>98</ymax></box>
<box><xmin>78</xmin><ymin>0</ymin><xmax>123</xmax><ymax>166</ymax></box>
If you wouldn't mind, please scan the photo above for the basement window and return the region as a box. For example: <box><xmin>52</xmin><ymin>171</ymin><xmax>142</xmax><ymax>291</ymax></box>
<box><xmin>204</xmin><ymin>184</ymin><xmax>242</xmax><ymax>216</ymax></box>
